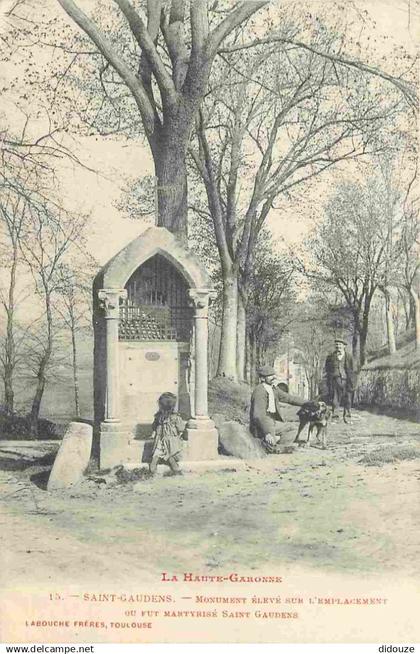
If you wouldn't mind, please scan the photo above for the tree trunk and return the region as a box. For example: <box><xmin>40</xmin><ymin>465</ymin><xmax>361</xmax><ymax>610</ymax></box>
<box><xmin>30</xmin><ymin>371</ymin><xmax>47</xmax><ymax>438</ymax></box>
<box><xmin>408</xmin><ymin>298</ymin><xmax>414</xmax><ymax>329</ymax></box>
<box><xmin>217</xmin><ymin>267</ymin><xmax>238</xmax><ymax>380</ymax></box>
<box><xmin>310</xmin><ymin>376</ymin><xmax>316</xmax><ymax>400</ymax></box>
<box><xmin>247</xmin><ymin>331</ymin><xmax>253</xmax><ymax>384</ymax></box>
<box><xmin>29</xmin><ymin>296</ymin><xmax>53</xmax><ymax>438</ymax></box>
<box><xmin>3</xmin><ymin>366</ymin><xmax>14</xmax><ymax>415</ymax></box>
<box><xmin>248</xmin><ymin>331</ymin><xmax>257</xmax><ymax>385</ymax></box>
<box><xmin>71</xmin><ymin>321</ymin><xmax>80</xmax><ymax>417</ymax></box>
<box><xmin>252</xmin><ymin>334</ymin><xmax>258</xmax><ymax>385</ymax></box>
<box><xmin>245</xmin><ymin>326</ymin><xmax>252</xmax><ymax>384</ymax></box>
<box><xmin>359</xmin><ymin>292</ymin><xmax>375</xmax><ymax>369</ymax></box>
<box><xmin>256</xmin><ymin>342</ymin><xmax>264</xmax><ymax>370</ymax></box>
<box><xmin>359</xmin><ymin>317</ymin><xmax>369</xmax><ymax>368</ymax></box>
<box><xmin>410</xmin><ymin>287</ymin><xmax>420</xmax><ymax>350</ymax></box>
<box><xmin>408</xmin><ymin>289</ymin><xmax>417</xmax><ymax>331</ymax></box>
<box><xmin>397</xmin><ymin>287</ymin><xmax>411</xmax><ymax>330</ymax></box>
<box><xmin>383</xmin><ymin>287</ymin><xmax>397</xmax><ymax>355</ymax></box>
<box><xmin>151</xmin><ymin>121</ymin><xmax>189</xmax><ymax>240</ymax></box>
<box><xmin>3</xmin><ymin>307</ymin><xmax>14</xmax><ymax>414</ymax></box>
<box><xmin>3</xmin><ymin>247</ymin><xmax>18</xmax><ymax>414</ymax></box>
<box><xmin>236</xmin><ymin>289</ymin><xmax>246</xmax><ymax>382</ymax></box>
<box><xmin>351</xmin><ymin>328</ymin><xmax>359</xmax><ymax>362</ymax></box>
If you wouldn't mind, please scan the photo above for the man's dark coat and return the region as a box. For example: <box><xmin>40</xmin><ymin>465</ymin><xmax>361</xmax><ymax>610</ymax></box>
<box><xmin>250</xmin><ymin>384</ymin><xmax>304</xmax><ymax>439</ymax></box>
<box><xmin>324</xmin><ymin>351</ymin><xmax>355</xmax><ymax>392</ymax></box>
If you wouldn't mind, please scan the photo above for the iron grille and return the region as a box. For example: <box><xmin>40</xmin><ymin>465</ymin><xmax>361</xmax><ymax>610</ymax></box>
<box><xmin>119</xmin><ymin>254</ymin><xmax>193</xmax><ymax>342</ymax></box>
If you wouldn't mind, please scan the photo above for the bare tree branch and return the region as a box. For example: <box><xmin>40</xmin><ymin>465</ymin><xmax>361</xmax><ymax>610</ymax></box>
<box><xmin>56</xmin><ymin>0</ymin><xmax>156</xmax><ymax>133</ymax></box>
<box><xmin>207</xmin><ymin>1</ymin><xmax>269</xmax><ymax>57</ymax></box>
<box><xmin>113</xmin><ymin>0</ymin><xmax>177</xmax><ymax>105</ymax></box>
<box><xmin>219</xmin><ymin>35</ymin><xmax>418</xmax><ymax>110</ymax></box>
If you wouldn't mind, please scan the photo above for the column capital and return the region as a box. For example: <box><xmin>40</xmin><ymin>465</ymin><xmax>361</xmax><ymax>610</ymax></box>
<box><xmin>98</xmin><ymin>288</ymin><xmax>127</xmax><ymax>319</ymax></box>
<box><xmin>188</xmin><ymin>288</ymin><xmax>217</xmax><ymax>317</ymax></box>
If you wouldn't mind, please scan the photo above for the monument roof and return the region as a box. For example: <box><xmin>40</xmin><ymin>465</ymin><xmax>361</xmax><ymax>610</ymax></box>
<box><xmin>94</xmin><ymin>226</ymin><xmax>210</xmax><ymax>290</ymax></box>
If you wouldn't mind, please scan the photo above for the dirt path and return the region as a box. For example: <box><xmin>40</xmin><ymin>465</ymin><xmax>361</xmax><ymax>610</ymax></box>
<box><xmin>1</xmin><ymin>410</ymin><xmax>419</xmax><ymax>590</ymax></box>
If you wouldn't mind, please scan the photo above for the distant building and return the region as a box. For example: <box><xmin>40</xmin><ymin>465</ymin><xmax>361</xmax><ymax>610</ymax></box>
<box><xmin>274</xmin><ymin>348</ymin><xmax>309</xmax><ymax>399</ymax></box>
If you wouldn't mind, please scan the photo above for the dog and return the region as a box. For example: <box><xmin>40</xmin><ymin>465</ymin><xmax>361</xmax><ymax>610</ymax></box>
<box><xmin>293</xmin><ymin>401</ymin><xmax>331</xmax><ymax>449</ymax></box>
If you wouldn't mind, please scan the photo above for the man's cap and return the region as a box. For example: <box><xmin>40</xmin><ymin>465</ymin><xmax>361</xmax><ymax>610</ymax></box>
<box><xmin>257</xmin><ymin>364</ymin><xmax>276</xmax><ymax>377</ymax></box>
<box><xmin>334</xmin><ymin>337</ymin><xmax>347</xmax><ymax>345</ymax></box>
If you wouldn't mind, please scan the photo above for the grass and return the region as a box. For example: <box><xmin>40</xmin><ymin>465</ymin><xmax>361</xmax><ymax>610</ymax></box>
<box><xmin>359</xmin><ymin>444</ymin><xmax>420</xmax><ymax>467</ymax></box>
<box><xmin>208</xmin><ymin>377</ymin><xmax>251</xmax><ymax>425</ymax></box>
<box><xmin>365</xmin><ymin>332</ymin><xmax>420</xmax><ymax>371</ymax></box>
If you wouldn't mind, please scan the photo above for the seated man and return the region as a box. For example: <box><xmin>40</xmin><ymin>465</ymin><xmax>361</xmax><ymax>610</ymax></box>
<box><xmin>250</xmin><ymin>365</ymin><xmax>305</xmax><ymax>452</ymax></box>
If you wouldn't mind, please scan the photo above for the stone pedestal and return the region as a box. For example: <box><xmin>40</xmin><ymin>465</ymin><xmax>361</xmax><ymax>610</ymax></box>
<box><xmin>184</xmin><ymin>418</ymin><xmax>219</xmax><ymax>460</ymax></box>
<box><xmin>99</xmin><ymin>422</ymin><xmax>136</xmax><ymax>469</ymax></box>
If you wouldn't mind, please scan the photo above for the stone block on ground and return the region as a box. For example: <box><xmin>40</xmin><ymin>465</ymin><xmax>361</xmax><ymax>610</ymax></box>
<box><xmin>210</xmin><ymin>413</ymin><xmax>227</xmax><ymax>429</ymax></box>
<box><xmin>47</xmin><ymin>422</ymin><xmax>93</xmax><ymax>491</ymax></box>
<box><xmin>218</xmin><ymin>421</ymin><xmax>266</xmax><ymax>459</ymax></box>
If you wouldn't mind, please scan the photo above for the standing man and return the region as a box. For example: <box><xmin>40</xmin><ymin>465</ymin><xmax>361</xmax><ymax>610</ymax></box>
<box><xmin>250</xmin><ymin>365</ymin><xmax>304</xmax><ymax>453</ymax></box>
<box><xmin>324</xmin><ymin>337</ymin><xmax>355</xmax><ymax>423</ymax></box>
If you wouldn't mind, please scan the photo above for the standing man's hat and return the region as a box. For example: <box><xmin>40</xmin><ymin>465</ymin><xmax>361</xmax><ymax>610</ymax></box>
<box><xmin>257</xmin><ymin>364</ymin><xmax>276</xmax><ymax>377</ymax></box>
<box><xmin>334</xmin><ymin>336</ymin><xmax>347</xmax><ymax>345</ymax></box>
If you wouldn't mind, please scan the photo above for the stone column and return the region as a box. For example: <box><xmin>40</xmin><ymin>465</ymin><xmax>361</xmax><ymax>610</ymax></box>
<box><xmin>189</xmin><ymin>289</ymin><xmax>213</xmax><ymax>418</ymax></box>
<box><xmin>185</xmin><ymin>289</ymin><xmax>219</xmax><ymax>460</ymax></box>
<box><xmin>98</xmin><ymin>288</ymin><xmax>132</xmax><ymax>468</ymax></box>
<box><xmin>98</xmin><ymin>288</ymin><xmax>127</xmax><ymax>422</ymax></box>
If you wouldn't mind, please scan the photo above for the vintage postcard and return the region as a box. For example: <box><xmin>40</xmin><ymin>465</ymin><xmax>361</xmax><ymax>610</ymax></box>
<box><xmin>0</xmin><ymin>0</ymin><xmax>419</xmax><ymax>646</ymax></box>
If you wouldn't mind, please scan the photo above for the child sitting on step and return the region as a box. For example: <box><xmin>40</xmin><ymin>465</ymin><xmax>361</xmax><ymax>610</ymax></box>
<box><xmin>149</xmin><ymin>392</ymin><xmax>186</xmax><ymax>476</ymax></box>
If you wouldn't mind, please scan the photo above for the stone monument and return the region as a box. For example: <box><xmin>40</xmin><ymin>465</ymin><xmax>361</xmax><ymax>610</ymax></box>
<box><xmin>93</xmin><ymin>226</ymin><xmax>218</xmax><ymax>468</ymax></box>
